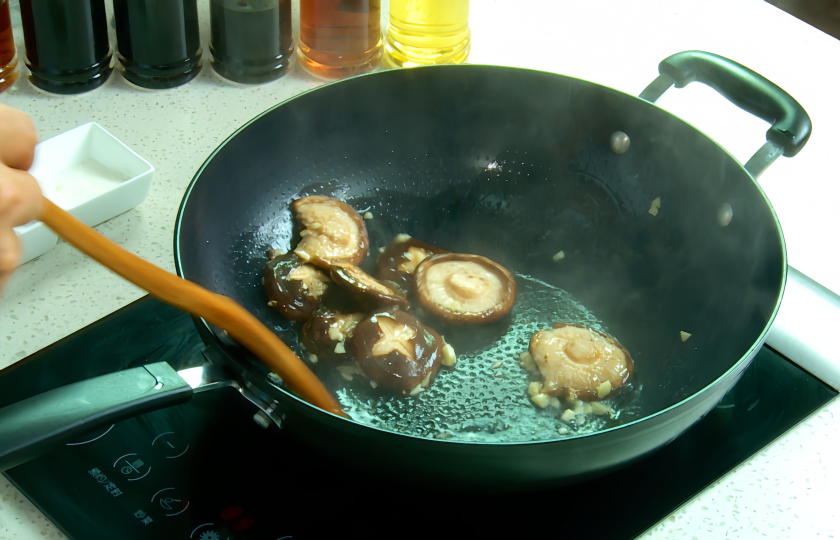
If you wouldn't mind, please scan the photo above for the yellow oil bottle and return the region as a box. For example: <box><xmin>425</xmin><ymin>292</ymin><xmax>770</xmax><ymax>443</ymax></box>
<box><xmin>384</xmin><ymin>0</ymin><xmax>470</xmax><ymax>67</ymax></box>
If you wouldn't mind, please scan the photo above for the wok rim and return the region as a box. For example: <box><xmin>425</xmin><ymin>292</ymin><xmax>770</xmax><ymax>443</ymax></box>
<box><xmin>174</xmin><ymin>63</ymin><xmax>788</xmax><ymax>446</ymax></box>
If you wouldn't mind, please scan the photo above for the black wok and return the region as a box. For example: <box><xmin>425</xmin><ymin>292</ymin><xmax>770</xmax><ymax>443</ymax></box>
<box><xmin>174</xmin><ymin>50</ymin><xmax>810</xmax><ymax>488</ymax></box>
<box><xmin>0</xmin><ymin>51</ymin><xmax>811</xmax><ymax>489</ymax></box>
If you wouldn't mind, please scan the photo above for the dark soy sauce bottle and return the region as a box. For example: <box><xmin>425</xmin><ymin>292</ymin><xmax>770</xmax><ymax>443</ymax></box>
<box><xmin>19</xmin><ymin>0</ymin><xmax>113</xmax><ymax>94</ymax></box>
<box><xmin>210</xmin><ymin>0</ymin><xmax>293</xmax><ymax>84</ymax></box>
<box><xmin>114</xmin><ymin>0</ymin><xmax>202</xmax><ymax>89</ymax></box>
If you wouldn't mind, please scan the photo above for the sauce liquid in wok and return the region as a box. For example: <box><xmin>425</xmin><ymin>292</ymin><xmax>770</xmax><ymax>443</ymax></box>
<box><xmin>327</xmin><ymin>274</ymin><xmax>639</xmax><ymax>442</ymax></box>
<box><xmin>240</xmin><ymin>158</ymin><xmax>642</xmax><ymax>442</ymax></box>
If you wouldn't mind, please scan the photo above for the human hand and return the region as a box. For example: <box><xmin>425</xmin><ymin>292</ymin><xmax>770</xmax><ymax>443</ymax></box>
<box><xmin>0</xmin><ymin>104</ymin><xmax>42</xmax><ymax>294</ymax></box>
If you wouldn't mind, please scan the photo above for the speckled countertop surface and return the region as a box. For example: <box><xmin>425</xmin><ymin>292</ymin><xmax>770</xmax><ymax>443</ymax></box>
<box><xmin>1</xmin><ymin>0</ymin><xmax>839</xmax><ymax>538</ymax></box>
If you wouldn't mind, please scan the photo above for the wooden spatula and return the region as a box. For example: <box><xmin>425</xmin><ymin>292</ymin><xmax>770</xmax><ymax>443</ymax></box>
<box><xmin>38</xmin><ymin>197</ymin><xmax>346</xmax><ymax>418</ymax></box>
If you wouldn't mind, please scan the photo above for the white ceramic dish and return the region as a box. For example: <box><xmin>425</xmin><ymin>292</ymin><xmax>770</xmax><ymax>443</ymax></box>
<box><xmin>14</xmin><ymin>122</ymin><xmax>155</xmax><ymax>265</ymax></box>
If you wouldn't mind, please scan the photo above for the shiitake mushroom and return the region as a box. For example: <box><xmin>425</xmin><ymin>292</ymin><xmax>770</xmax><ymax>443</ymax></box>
<box><xmin>291</xmin><ymin>196</ymin><xmax>369</xmax><ymax>269</ymax></box>
<box><xmin>329</xmin><ymin>262</ymin><xmax>409</xmax><ymax>310</ymax></box>
<box><xmin>528</xmin><ymin>323</ymin><xmax>633</xmax><ymax>401</ymax></box>
<box><xmin>349</xmin><ymin>307</ymin><xmax>443</xmax><ymax>391</ymax></box>
<box><xmin>414</xmin><ymin>253</ymin><xmax>516</xmax><ymax>324</ymax></box>
<box><xmin>375</xmin><ymin>234</ymin><xmax>448</xmax><ymax>294</ymax></box>
<box><xmin>301</xmin><ymin>308</ymin><xmax>365</xmax><ymax>363</ymax></box>
<box><xmin>263</xmin><ymin>252</ymin><xmax>332</xmax><ymax>322</ymax></box>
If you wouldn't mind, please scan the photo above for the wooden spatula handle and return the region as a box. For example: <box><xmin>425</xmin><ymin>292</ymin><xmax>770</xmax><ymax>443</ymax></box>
<box><xmin>38</xmin><ymin>197</ymin><xmax>346</xmax><ymax>417</ymax></box>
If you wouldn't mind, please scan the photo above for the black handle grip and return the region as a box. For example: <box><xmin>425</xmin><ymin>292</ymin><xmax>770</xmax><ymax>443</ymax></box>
<box><xmin>0</xmin><ymin>362</ymin><xmax>192</xmax><ymax>472</ymax></box>
<box><xmin>655</xmin><ymin>51</ymin><xmax>812</xmax><ymax>157</ymax></box>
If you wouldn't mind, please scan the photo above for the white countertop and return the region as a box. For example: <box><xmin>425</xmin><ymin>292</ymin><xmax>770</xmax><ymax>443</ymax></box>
<box><xmin>1</xmin><ymin>0</ymin><xmax>839</xmax><ymax>538</ymax></box>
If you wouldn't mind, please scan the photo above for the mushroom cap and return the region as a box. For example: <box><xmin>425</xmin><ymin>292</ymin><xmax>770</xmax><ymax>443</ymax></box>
<box><xmin>329</xmin><ymin>263</ymin><xmax>409</xmax><ymax>309</ymax></box>
<box><xmin>301</xmin><ymin>308</ymin><xmax>364</xmax><ymax>363</ymax></box>
<box><xmin>414</xmin><ymin>253</ymin><xmax>516</xmax><ymax>324</ymax></box>
<box><xmin>375</xmin><ymin>235</ymin><xmax>448</xmax><ymax>294</ymax></box>
<box><xmin>529</xmin><ymin>323</ymin><xmax>634</xmax><ymax>401</ymax></box>
<box><xmin>291</xmin><ymin>196</ymin><xmax>369</xmax><ymax>269</ymax></box>
<box><xmin>350</xmin><ymin>307</ymin><xmax>443</xmax><ymax>391</ymax></box>
<box><xmin>263</xmin><ymin>252</ymin><xmax>331</xmax><ymax>322</ymax></box>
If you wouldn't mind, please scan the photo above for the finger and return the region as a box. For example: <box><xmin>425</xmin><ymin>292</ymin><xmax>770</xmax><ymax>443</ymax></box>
<box><xmin>0</xmin><ymin>104</ymin><xmax>38</xmax><ymax>171</ymax></box>
<box><xmin>0</xmin><ymin>267</ymin><xmax>10</xmax><ymax>295</ymax></box>
<box><xmin>0</xmin><ymin>272</ymin><xmax>10</xmax><ymax>297</ymax></box>
<box><xmin>0</xmin><ymin>227</ymin><xmax>22</xmax><ymax>295</ymax></box>
<box><xmin>0</xmin><ymin>166</ymin><xmax>43</xmax><ymax>227</ymax></box>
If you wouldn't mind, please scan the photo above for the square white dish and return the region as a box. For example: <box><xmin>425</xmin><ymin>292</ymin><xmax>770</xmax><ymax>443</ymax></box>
<box><xmin>15</xmin><ymin>220</ymin><xmax>58</xmax><ymax>266</ymax></box>
<box><xmin>14</xmin><ymin>122</ymin><xmax>155</xmax><ymax>265</ymax></box>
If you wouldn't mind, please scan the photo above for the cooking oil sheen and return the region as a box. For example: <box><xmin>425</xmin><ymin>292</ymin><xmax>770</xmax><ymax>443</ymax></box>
<box><xmin>384</xmin><ymin>0</ymin><xmax>470</xmax><ymax>67</ymax></box>
<box><xmin>249</xmin><ymin>175</ymin><xmax>641</xmax><ymax>444</ymax></box>
<box><xmin>264</xmin><ymin>271</ymin><xmax>639</xmax><ymax>443</ymax></box>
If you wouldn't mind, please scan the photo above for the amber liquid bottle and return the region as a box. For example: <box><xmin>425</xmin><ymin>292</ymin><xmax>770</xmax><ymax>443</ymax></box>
<box><xmin>19</xmin><ymin>0</ymin><xmax>113</xmax><ymax>94</ymax></box>
<box><xmin>0</xmin><ymin>0</ymin><xmax>19</xmax><ymax>93</ymax></box>
<box><xmin>298</xmin><ymin>0</ymin><xmax>381</xmax><ymax>79</ymax></box>
<box><xmin>384</xmin><ymin>0</ymin><xmax>470</xmax><ymax>67</ymax></box>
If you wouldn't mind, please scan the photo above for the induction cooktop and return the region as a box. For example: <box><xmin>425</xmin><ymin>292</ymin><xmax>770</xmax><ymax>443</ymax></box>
<box><xmin>1</xmin><ymin>293</ymin><xmax>835</xmax><ymax>539</ymax></box>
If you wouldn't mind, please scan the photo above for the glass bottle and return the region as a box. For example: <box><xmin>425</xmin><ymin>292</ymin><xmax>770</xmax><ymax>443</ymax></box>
<box><xmin>18</xmin><ymin>0</ymin><xmax>113</xmax><ymax>94</ymax></box>
<box><xmin>113</xmin><ymin>0</ymin><xmax>202</xmax><ymax>89</ymax></box>
<box><xmin>384</xmin><ymin>0</ymin><xmax>470</xmax><ymax>68</ymax></box>
<box><xmin>209</xmin><ymin>0</ymin><xmax>293</xmax><ymax>85</ymax></box>
<box><xmin>0</xmin><ymin>0</ymin><xmax>19</xmax><ymax>93</ymax></box>
<box><xmin>298</xmin><ymin>0</ymin><xmax>381</xmax><ymax>79</ymax></box>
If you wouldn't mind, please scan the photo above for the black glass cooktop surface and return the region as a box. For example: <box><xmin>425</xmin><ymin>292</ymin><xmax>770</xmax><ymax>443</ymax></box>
<box><xmin>1</xmin><ymin>297</ymin><xmax>836</xmax><ymax>539</ymax></box>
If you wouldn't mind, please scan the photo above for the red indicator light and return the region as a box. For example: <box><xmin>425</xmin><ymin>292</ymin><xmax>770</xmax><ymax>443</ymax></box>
<box><xmin>233</xmin><ymin>516</ymin><xmax>254</xmax><ymax>531</ymax></box>
<box><xmin>220</xmin><ymin>506</ymin><xmax>243</xmax><ymax>521</ymax></box>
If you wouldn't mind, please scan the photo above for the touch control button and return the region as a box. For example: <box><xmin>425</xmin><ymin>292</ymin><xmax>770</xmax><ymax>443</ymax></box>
<box><xmin>152</xmin><ymin>431</ymin><xmax>190</xmax><ymax>459</ymax></box>
<box><xmin>151</xmin><ymin>487</ymin><xmax>190</xmax><ymax>517</ymax></box>
<box><xmin>113</xmin><ymin>452</ymin><xmax>152</xmax><ymax>481</ymax></box>
<box><xmin>190</xmin><ymin>523</ymin><xmax>226</xmax><ymax>540</ymax></box>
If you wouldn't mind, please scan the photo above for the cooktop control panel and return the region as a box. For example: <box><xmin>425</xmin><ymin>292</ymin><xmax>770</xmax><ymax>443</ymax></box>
<box><xmin>6</xmin><ymin>386</ymin><xmax>292</xmax><ymax>540</ymax></box>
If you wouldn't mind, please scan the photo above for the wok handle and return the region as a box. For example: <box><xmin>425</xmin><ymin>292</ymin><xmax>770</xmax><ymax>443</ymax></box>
<box><xmin>639</xmin><ymin>51</ymin><xmax>812</xmax><ymax>177</ymax></box>
<box><xmin>0</xmin><ymin>363</ymin><xmax>191</xmax><ymax>472</ymax></box>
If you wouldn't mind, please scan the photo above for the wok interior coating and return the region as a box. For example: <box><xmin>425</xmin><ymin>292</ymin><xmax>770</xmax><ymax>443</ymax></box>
<box><xmin>177</xmin><ymin>66</ymin><xmax>784</xmax><ymax>442</ymax></box>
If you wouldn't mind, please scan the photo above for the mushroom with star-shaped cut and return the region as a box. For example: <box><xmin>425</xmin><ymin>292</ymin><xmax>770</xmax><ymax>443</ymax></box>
<box><xmin>349</xmin><ymin>307</ymin><xmax>443</xmax><ymax>391</ymax></box>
